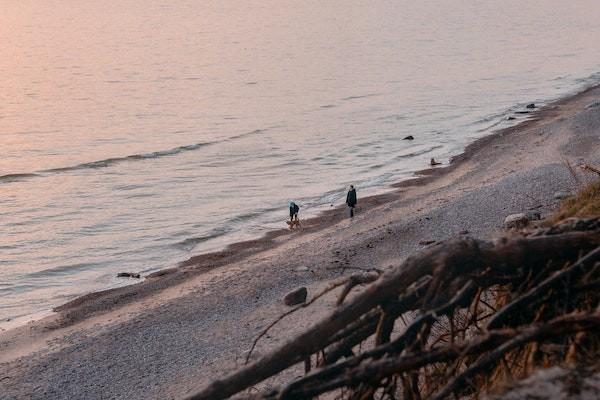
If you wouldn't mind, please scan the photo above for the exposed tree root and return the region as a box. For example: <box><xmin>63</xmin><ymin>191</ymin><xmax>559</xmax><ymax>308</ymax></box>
<box><xmin>186</xmin><ymin>220</ymin><xmax>600</xmax><ymax>400</ymax></box>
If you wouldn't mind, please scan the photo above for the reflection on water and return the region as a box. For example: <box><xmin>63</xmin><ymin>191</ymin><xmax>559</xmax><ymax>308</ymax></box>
<box><xmin>1</xmin><ymin>0</ymin><xmax>599</xmax><ymax>324</ymax></box>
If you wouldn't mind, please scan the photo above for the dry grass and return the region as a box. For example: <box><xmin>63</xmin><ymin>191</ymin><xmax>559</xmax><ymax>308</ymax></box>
<box><xmin>551</xmin><ymin>179</ymin><xmax>600</xmax><ymax>223</ymax></box>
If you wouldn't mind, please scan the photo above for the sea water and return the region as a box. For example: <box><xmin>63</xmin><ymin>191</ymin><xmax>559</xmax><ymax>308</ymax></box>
<box><xmin>1</xmin><ymin>0</ymin><xmax>599</xmax><ymax>326</ymax></box>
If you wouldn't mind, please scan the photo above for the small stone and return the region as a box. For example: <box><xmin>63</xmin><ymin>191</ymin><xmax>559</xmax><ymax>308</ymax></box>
<box><xmin>553</xmin><ymin>191</ymin><xmax>571</xmax><ymax>200</ymax></box>
<box><xmin>418</xmin><ymin>240</ymin><xmax>436</xmax><ymax>246</ymax></box>
<box><xmin>507</xmin><ymin>116</ymin><xmax>516</xmax><ymax>120</ymax></box>
<box><xmin>504</xmin><ymin>213</ymin><xmax>529</xmax><ymax>229</ymax></box>
<box><xmin>526</xmin><ymin>211</ymin><xmax>541</xmax><ymax>221</ymax></box>
<box><xmin>526</xmin><ymin>103</ymin><xmax>536</xmax><ymax>109</ymax></box>
<box><xmin>284</xmin><ymin>287</ymin><xmax>307</xmax><ymax>306</ymax></box>
<box><xmin>459</xmin><ymin>230</ymin><xmax>469</xmax><ymax>235</ymax></box>
<box><xmin>402</xmin><ymin>135</ymin><xmax>414</xmax><ymax>140</ymax></box>
<box><xmin>117</xmin><ymin>272</ymin><xmax>141</xmax><ymax>279</ymax></box>
<box><xmin>294</xmin><ymin>266</ymin><xmax>309</xmax><ymax>272</ymax></box>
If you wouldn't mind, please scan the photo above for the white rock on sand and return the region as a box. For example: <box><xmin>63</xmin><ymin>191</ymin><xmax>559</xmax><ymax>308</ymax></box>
<box><xmin>503</xmin><ymin>213</ymin><xmax>529</xmax><ymax>229</ymax></box>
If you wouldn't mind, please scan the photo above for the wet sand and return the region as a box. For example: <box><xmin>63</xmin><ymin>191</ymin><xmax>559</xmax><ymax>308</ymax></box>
<box><xmin>1</xmin><ymin>84</ymin><xmax>600</xmax><ymax>399</ymax></box>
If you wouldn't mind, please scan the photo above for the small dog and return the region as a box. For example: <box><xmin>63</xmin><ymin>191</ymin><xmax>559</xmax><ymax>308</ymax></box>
<box><xmin>286</xmin><ymin>219</ymin><xmax>302</xmax><ymax>230</ymax></box>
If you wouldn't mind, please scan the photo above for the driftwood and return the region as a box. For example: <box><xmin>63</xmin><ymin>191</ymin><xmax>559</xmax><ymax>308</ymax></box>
<box><xmin>186</xmin><ymin>222</ymin><xmax>600</xmax><ymax>400</ymax></box>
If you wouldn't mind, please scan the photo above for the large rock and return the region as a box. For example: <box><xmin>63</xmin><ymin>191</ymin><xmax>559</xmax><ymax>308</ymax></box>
<box><xmin>526</xmin><ymin>211</ymin><xmax>542</xmax><ymax>221</ymax></box>
<box><xmin>284</xmin><ymin>287</ymin><xmax>307</xmax><ymax>306</ymax></box>
<box><xmin>504</xmin><ymin>213</ymin><xmax>529</xmax><ymax>229</ymax></box>
<box><xmin>402</xmin><ymin>135</ymin><xmax>414</xmax><ymax>140</ymax></box>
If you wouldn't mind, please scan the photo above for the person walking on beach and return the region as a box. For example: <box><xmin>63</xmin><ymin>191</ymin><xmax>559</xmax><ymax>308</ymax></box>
<box><xmin>346</xmin><ymin>185</ymin><xmax>357</xmax><ymax>218</ymax></box>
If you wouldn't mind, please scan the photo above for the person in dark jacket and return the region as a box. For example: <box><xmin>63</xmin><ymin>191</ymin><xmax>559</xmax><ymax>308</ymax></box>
<box><xmin>288</xmin><ymin>200</ymin><xmax>299</xmax><ymax>221</ymax></box>
<box><xmin>346</xmin><ymin>185</ymin><xmax>357</xmax><ymax>217</ymax></box>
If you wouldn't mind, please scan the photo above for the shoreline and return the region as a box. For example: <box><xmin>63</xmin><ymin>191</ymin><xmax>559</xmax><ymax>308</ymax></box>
<box><xmin>1</xmin><ymin>82</ymin><xmax>599</xmax><ymax>398</ymax></box>
<box><xmin>3</xmin><ymin>82</ymin><xmax>598</xmax><ymax>333</ymax></box>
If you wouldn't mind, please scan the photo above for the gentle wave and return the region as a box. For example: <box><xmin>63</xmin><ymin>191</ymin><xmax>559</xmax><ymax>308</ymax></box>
<box><xmin>470</xmin><ymin>109</ymin><xmax>511</xmax><ymax>126</ymax></box>
<box><xmin>341</xmin><ymin>93</ymin><xmax>382</xmax><ymax>101</ymax></box>
<box><xmin>227</xmin><ymin>206</ymin><xmax>282</xmax><ymax>224</ymax></box>
<box><xmin>0</xmin><ymin>173</ymin><xmax>40</xmax><ymax>183</ymax></box>
<box><xmin>173</xmin><ymin>204</ymin><xmax>284</xmax><ymax>251</ymax></box>
<box><xmin>173</xmin><ymin>227</ymin><xmax>232</xmax><ymax>251</ymax></box>
<box><xmin>23</xmin><ymin>261</ymin><xmax>106</xmax><ymax>279</ymax></box>
<box><xmin>43</xmin><ymin>143</ymin><xmax>211</xmax><ymax>173</ymax></box>
<box><xmin>475</xmin><ymin>118</ymin><xmax>505</xmax><ymax>133</ymax></box>
<box><xmin>0</xmin><ymin>129</ymin><xmax>265</xmax><ymax>184</ymax></box>
<box><xmin>394</xmin><ymin>145</ymin><xmax>443</xmax><ymax>159</ymax></box>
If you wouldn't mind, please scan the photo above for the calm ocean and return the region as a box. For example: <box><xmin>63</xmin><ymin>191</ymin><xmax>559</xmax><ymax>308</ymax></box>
<box><xmin>1</xmin><ymin>0</ymin><xmax>599</xmax><ymax>326</ymax></box>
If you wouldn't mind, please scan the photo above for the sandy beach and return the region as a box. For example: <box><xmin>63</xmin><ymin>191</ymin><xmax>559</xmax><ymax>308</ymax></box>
<box><xmin>1</xmin><ymin>85</ymin><xmax>600</xmax><ymax>399</ymax></box>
